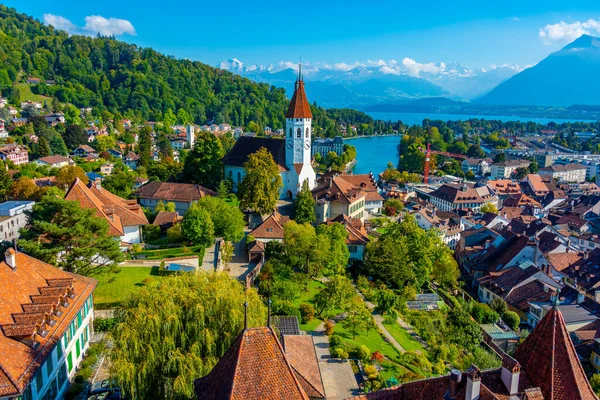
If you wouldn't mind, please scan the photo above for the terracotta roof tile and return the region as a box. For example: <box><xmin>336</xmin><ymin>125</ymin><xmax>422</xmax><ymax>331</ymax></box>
<box><xmin>250</xmin><ymin>212</ymin><xmax>289</xmax><ymax>240</ymax></box>
<box><xmin>140</xmin><ymin>181</ymin><xmax>216</xmax><ymax>203</ymax></box>
<box><xmin>152</xmin><ymin>211</ymin><xmax>180</xmax><ymax>229</ymax></box>
<box><xmin>283</xmin><ymin>335</ymin><xmax>325</xmax><ymax>399</ymax></box>
<box><xmin>194</xmin><ymin>327</ymin><xmax>309</xmax><ymax>400</ymax></box>
<box><xmin>285</xmin><ymin>80</ymin><xmax>312</xmax><ymax>119</ymax></box>
<box><xmin>514</xmin><ymin>306</ymin><xmax>598</xmax><ymax>400</ymax></box>
<box><xmin>0</xmin><ymin>251</ymin><xmax>97</xmax><ymax>397</ymax></box>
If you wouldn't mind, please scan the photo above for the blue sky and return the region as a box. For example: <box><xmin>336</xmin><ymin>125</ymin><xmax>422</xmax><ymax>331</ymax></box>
<box><xmin>4</xmin><ymin>0</ymin><xmax>600</xmax><ymax>71</ymax></box>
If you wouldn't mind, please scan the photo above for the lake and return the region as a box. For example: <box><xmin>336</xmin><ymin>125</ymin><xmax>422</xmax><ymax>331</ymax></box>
<box><xmin>365</xmin><ymin>111</ymin><xmax>597</xmax><ymax>126</ymax></box>
<box><xmin>346</xmin><ymin>135</ymin><xmax>401</xmax><ymax>175</ymax></box>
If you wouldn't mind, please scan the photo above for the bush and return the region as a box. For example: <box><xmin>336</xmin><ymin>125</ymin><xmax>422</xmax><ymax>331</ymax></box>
<box><xmin>143</xmin><ymin>224</ymin><xmax>162</xmax><ymax>242</ymax></box>
<box><xmin>299</xmin><ymin>303</ymin><xmax>315</xmax><ymax>324</ymax></box>
<box><xmin>329</xmin><ymin>334</ymin><xmax>343</xmax><ymax>348</ymax></box>
<box><xmin>400</xmin><ymin>351</ymin><xmax>433</xmax><ymax>375</ymax></box>
<box><xmin>334</xmin><ymin>347</ymin><xmax>349</xmax><ymax>360</ymax></box>
<box><xmin>490</xmin><ymin>297</ymin><xmax>507</xmax><ymax>315</ymax></box>
<box><xmin>65</xmin><ymin>383</ymin><xmax>86</xmax><ymax>400</ymax></box>
<box><xmin>357</xmin><ymin>345</ymin><xmax>371</xmax><ymax>361</ymax></box>
<box><xmin>272</xmin><ymin>300</ymin><xmax>301</xmax><ymax>318</ymax></box>
<box><xmin>94</xmin><ymin>318</ymin><xmax>117</xmax><ymax>332</ymax></box>
<box><xmin>502</xmin><ymin>311</ymin><xmax>520</xmax><ymax>331</ymax></box>
<box><xmin>324</xmin><ymin>320</ymin><xmax>335</xmax><ymax>336</ymax></box>
<box><xmin>364</xmin><ymin>364</ymin><xmax>378</xmax><ymax>380</ymax></box>
<box><xmin>470</xmin><ymin>301</ymin><xmax>499</xmax><ymax>324</ymax></box>
<box><xmin>371</xmin><ymin>350</ymin><xmax>385</xmax><ymax>364</ymax></box>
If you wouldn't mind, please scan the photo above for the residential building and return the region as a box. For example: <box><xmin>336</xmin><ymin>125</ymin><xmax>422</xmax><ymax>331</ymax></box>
<box><xmin>152</xmin><ymin>211</ymin><xmax>182</xmax><ymax>232</ymax></box>
<box><xmin>170</xmin><ymin>138</ymin><xmax>187</xmax><ymax>150</ymax></box>
<box><xmin>490</xmin><ymin>159</ymin><xmax>530</xmax><ymax>179</ymax></box>
<box><xmin>26</xmin><ymin>76</ymin><xmax>41</xmax><ymax>84</ymax></box>
<box><xmin>65</xmin><ymin>178</ymin><xmax>148</xmax><ymax>244</ymax></box>
<box><xmin>312</xmin><ymin>136</ymin><xmax>344</xmax><ymax>158</ymax></box>
<box><xmin>34</xmin><ymin>155</ymin><xmax>71</xmax><ymax>168</ymax></box>
<box><xmin>461</xmin><ymin>158</ymin><xmax>491</xmax><ymax>176</ymax></box>
<box><xmin>0</xmin><ymin>249</ymin><xmax>97</xmax><ymax>400</ymax></box>
<box><xmin>486</xmin><ymin>179</ymin><xmax>522</xmax><ymax>198</ymax></box>
<box><xmin>0</xmin><ymin>200</ymin><xmax>34</xmax><ymax>241</ymax></box>
<box><xmin>223</xmin><ymin>74</ymin><xmax>316</xmax><ymax>199</ymax></box>
<box><xmin>312</xmin><ymin>173</ymin><xmax>366</xmax><ymax>224</ymax></box>
<box><xmin>337</xmin><ymin>173</ymin><xmax>383</xmax><ymax>216</ymax></box>
<box><xmin>521</xmin><ymin>174</ymin><xmax>550</xmax><ymax>197</ymax></box>
<box><xmin>43</xmin><ymin>113</ymin><xmax>65</xmax><ymax>126</ymax></box>
<box><xmin>413</xmin><ymin>206</ymin><xmax>463</xmax><ymax>249</ymax></box>
<box><xmin>194</xmin><ymin>305</ymin><xmax>598</xmax><ymax>400</ymax></box>
<box><xmin>139</xmin><ymin>181</ymin><xmax>216</xmax><ymax>215</ymax></box>
<box><xmin>428</xmin><ymin>183</ymin><xmax>498</xmax><ymax>213</ymax></box>
<box><xmin>124</xmin><ymin>151</ymin><xmax>140</xmax><ymax>169</ymax></box>
<box><xmin>100</xmin><ymin>163</ymin><xmax>114</xmax><ymax>175</ymax></box>
<box><xmin>249</xmin><ymin>212</ymin><xmax>289</xmax><ymax>244</ymax></box>
<box><xmin>328</xmin><ymin>214</ymin><xmax>369</xmax><ymax>261</ymax></box>
<box><xmin>539</xmin><ymin>164</ymin><xmax>587</xmax><ymax>183</ymax></box>
<box><xmin>0</xmin><ymin>144</ymin><xmax>28</xmax><ymax>165</ymax></box>
<box><xmin>72</xmin><ymin>144</ymin><xmax>96</xmax><ymax>157</ymax></box>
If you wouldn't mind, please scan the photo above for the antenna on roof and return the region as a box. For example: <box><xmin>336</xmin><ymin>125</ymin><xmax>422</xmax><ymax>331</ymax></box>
<box><xmin>552</xmin><ymin>292</ymin><xmax>560</xmax><ymax>310</ymax></box>
<box><xmin>243</xmin><ymin>301</ymin><xmax>248</xmax><ymax>330</ymax></box>
<box><xmin>267</xmin><ymin>296</ymin><xmax>272</xmax><ymax>327</ymax></box>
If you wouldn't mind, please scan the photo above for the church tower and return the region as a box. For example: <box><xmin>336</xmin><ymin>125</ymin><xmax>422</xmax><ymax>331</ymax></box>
<box><xmin>284</xmin><ymin>65</ymin><xmax>316</xmax><ymax>197</ymax></box>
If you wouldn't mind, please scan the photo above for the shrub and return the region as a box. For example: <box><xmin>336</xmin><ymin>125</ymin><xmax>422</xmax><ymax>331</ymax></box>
<box><xmin>334</xmin><ymin>347</ymin><xmax>349</xmax><ymax>360</ymax></box>
<box><xmin>94</xmin><ymin>318</ymin><xmax>117</xmax><ymax>332</ymax></box>
<box><xmin>502</xmin><ymin>311</ymin><xmax>520</xmax><ymax>331</ymax></box>
<box><xmin>364</xmin><ymin>365</ymin><xmax>378</xmax><ymax>380</ymax></box>
<box><xmin>130</xmin><ymin>243</ymin><xmax>142</xmax><ymax>253</ymax></box>
<box><xmin>490</xmin><ymin>297</ymin><xmax>507</xmax><ymax>315</ymax></box>
<box><xmin>324</xmin><ymin>320</ymin><xmax>335</xmax><ymax>336</ymax></box>
<box><xmin>141</xmin><ymin>277</ymin><xmax>153</xmax><ymax>286</ymax></box>
<box><xmin>272</xmin><ymin>300</ymin><xmax>301</xmax><ymax>318</ymax></box>
<box><xmin>329</xmin><ymin>334</ymin><xmax>343</xmax><ymax>348</ymax></box>
<box><xmin>357</xmin><ymin>345</ymin><xmax>371</xmax><ymax>361</ymax></box>
<box><xmin>400</xmin><ymin>351</ymin><xmax>433</xmax><ymax>374</ymax></box>
<box><xmin>299</xmin><ymin>303</ymin><xmax>315</xmax><ymax>324</ymax></box>
<box><xmin>470</xmin><ymin>301</ymin><xmax>499</xmax><ymax>324</ymax></box>
<box><xmin>143</xmin><ymin>224</ymin><xmax>161</xmax><ymax>242</ymax></box>
<box><xmin>371</xmin><ymin>350</ymin><xmax>385</xmax><ymax>364</ymax></box>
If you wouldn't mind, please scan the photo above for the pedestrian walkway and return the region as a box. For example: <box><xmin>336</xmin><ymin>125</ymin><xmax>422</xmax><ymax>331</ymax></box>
<box><xmin>311</xmin><ymin>324</ymin><xmax>359</xmax><ymax>399</ymax></box>
<box><xmin>201</xmin><ymin>243</ymin><xmax>216</xmax><ymax>271</ymax></box>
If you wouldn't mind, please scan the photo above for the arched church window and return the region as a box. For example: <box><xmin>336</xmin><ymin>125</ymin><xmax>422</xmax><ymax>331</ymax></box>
<box><xmin>289</xmin><ymin>128</ymin><xmax>292</xmax><ymax>137</ymax></box>
<box><xmin>296</xmin><ymin>128</ymin><xmax>301</xmax><ymax>138</ymax></box>
<box><xmin>237</xmin><ymin>172</ymin><xmax>241</xmax><ymax>183</ymax></box>
<box><xmin>305</xmin><ymin>127</ymin><xmax>309</xmax><ymax>138</ymax></box>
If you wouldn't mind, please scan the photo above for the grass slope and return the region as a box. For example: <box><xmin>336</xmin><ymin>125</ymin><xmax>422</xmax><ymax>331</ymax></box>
<box><xmin>92</xmin><ymin>266</ymin><xmax>168</xmax><ymax>307</ymax></box>
<box><xmin>15</xmin><ymin>83</ymin><xmax>51</xmax><ymax>103</ymax></box>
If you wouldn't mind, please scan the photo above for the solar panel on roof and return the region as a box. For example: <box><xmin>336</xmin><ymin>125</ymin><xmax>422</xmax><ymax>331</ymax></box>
<box><xmin>272</xmin><ymin>316</ymin><xmax>301</xmax><ymax>336</ymax></box>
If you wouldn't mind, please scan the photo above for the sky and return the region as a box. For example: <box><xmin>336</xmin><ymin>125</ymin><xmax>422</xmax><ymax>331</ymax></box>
<box><xmin>4</xmin><ymin>0</ymin><xmax>600</xmax><ymax>72</ymax></box>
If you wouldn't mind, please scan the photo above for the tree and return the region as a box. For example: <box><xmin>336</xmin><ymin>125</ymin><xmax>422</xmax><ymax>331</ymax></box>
<box><xmin>37</xmin><ymin>136</ymin><xmax>51</xmax><ymax>158</ymax></box>
<box><xmin>138</xmin><ymin>126</ymin><xmax>153</xmax><ymax>169</ymax></box>
<box><xmin>514</xmin><ymin>167</ymin><xmax>529</xmax><ymax>180</ymax></box>
<box><xmin>480</xmin><ymin>202</ymin><xmax>498</xmax><ymax>214</ymax></box>
<box><xmin>163</xmin><ymin>108</ymin><xmax>177</xmax><ymax>128</ymax></box>
<box><xmin>293</xmin><ymin>180</ymin><xmax>316</xmax><ymax>224</ymax></box>
<box><xmin>493</xmin><ymin>153</ymin><xmax>506</xmax><ymax>163</ymax></box>
<box><xmin>102</xmin><ymin>168</ymin><xmax>137</xmax><ymax>198</ymax></box>
<box><xmin>64</xmin><ymin>124</ymin><xmax>87</xmax><ymax>149</ymax></box>
<box><xmin>490</xmin><ymin>298</ymin><xmax>508</xmax><ymax>315</ymax></box>
<box><xmin>502</xmin><ymin>311</ymin><xmax>520</xmax><ymax>331</ymax></box>
<box><xmin>19</xmin><ymin>194</ymin><xmax>123</xmax><ymax>276</ymax></box>
<box><xmin>182</xmin><ymin>131</ymin><xmax>224</xmax><ymax>188</ymax></box>
<box><xmin>466</xmin><ymin>144</ymin><xmax>485</xmax><ymax>158</ymax></box>
<box><xmin>0</xmin><ymin>161</ymin><xmax>12</xmax><ymax>202</ymax></box>
<box><xmin>196</xmin><ymin>197</ymin><xmax>245</xmax><ymax>243</ymax></box>
<box><xmin>221</xmin><ymin>241</ymin><xmax>234</xmax><ymax>269</ymax></box>
<box><xmin>316</xmin><ymin>222</ymin><xmax>349</xmax><ymax>274</ymax></box>
<box><xmin>55</xmin><ymin>166</ymin><xmax>88</xmax><ymax>190</ymax></box>
<box><xmin>181</xmin><ymin>205</ymin><xmax>215</xmax><ymax>247</ymax></box>
<box><xmin>590</xmin><ymin>374</ymin><xmax>600</xmax><ymax>396</ymax></box>
<box><xmin>238</xmin><ymin>147</ymin><xmax>282</xmax><ymax>214</ymax></box>
<box><xmin>314</xmin><ymin>275</ymin><xmax>355</xmax><ymax>316</ymax></box>
<box><xmin>110</xmin><ymin>273</ymin><xmax>266</xmax><ymax>400</ymax></box>
<box><xmin>528</xmin><ymin>161</ymin><xmax>539</xmax><ymax>174</ymax></box>
<box><xmin>8</xmin><ymin>176</ymin><xmax>39</xmax><ymax>200</ymax></box>
<box><xmin>343</xmin><ymin>296</ymin><xmax>374</xmax><ymax>339</ymax></box>
<box><xmin>465</xmin><ymin>170</ymin><xmax>475</xmax><ymax>180</ymax></box>
<box><xmin>284</xmin><ymin>221</ymin><xmax>328</xmax><ymax>277</ymax></box>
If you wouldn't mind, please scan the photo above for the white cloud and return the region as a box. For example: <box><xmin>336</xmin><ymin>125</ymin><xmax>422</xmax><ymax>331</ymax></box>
<box><xmin>511</xmin><ymin>16</ymin><xmax>520</xmax><ymax>22</ymax></box>
<box><xmin>400</xmin><ymin>58</ymin><xmax>441</xmax><ymax>77</ymax></box>
<box><xmin>539</xmin><ymin>19</ymin><xmax>600</xmax><ymax>44</ymax></box>
<box><xmin>43</xmin><ymin>13</ymin><xmax>136</xmax><ymax>37</ymax></box>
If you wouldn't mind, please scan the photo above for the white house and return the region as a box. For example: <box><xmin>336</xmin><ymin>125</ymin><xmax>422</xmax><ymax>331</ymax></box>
<box><xmin>0</xmin><ymin>200</ymin><xmax>34</xmax><ymax>242</ymax></box>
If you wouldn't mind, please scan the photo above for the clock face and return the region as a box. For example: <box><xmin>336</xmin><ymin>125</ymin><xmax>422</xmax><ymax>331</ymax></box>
<box><xmin>286</xmin><ymin>141</ymin><xmax>293</xmax><ymax>149</ymax></box>
<box><xmin>304</xmin><ymin>140</ymin><xmax>311</xmax><ymax>150</ymax></box>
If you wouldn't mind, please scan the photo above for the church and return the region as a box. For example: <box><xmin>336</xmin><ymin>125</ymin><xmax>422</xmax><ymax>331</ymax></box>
<box><xmin>223</xmin><ymin>70</ymin><xmax>317</xmax><ymax>199</ymax></box>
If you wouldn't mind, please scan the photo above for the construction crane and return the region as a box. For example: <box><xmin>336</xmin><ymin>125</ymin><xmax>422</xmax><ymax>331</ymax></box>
<box><xmin>420</xmin><ymin>143</ymin><xmax>468</xmax><ymax>184</ymax></box>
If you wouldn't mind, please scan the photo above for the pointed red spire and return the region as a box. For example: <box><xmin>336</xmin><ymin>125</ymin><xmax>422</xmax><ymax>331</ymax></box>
<box><xmin>514</xmin><ymin>306</ymin><xmax>598</xmax><ymax>400</ymax></box>
<box><xmin>285</xmin><ymin>73</ymin><xmax>312</xmax><ymax>119</ymax></box>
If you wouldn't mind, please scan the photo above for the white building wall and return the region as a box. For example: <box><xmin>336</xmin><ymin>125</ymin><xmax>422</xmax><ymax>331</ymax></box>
<box><xmin>121</xmin><ymin>225</ymin><xmax>142</xmax><ymax>244</ymax></box>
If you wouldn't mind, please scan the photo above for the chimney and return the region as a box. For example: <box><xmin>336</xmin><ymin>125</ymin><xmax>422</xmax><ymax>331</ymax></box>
<box><xmin>595</xmin><ymin>290</ymin><xmax>600</xmax><ymax>303</ymax></box>
<box><xmin>447</xmin><ymin>369</ymin><xmax>462</xmax><ymax>399</ymax></box>
<box><xmin>95</xmin><ymin>177</ymin><xmax>102</xmax><ymax>190</ymax></box>
<box><xmin>500</xmin><ymin>356</ymin><xmax>521</xmax><ymax>396</ymax></box>
<box><xmin>577</xmin><ymin>291</ymin><xmax>586</xmax><ymax>304</ymax></box>
<box><xmin>465</xmin><ymin>365</ymin><xmax>481</xmax><ymax>400</ymax></box>
<box><xmin>584</xmin><ymin>251</ymin><xmax>589</xmax><ymax>261</ymax></box>
<box><xmin>5</xmin><ymin>248</ymin><xmax>16</xmax><ymax>269</ymax></box>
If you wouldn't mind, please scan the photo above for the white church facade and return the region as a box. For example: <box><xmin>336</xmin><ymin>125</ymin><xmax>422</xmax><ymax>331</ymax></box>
<box><xmin>223</xmin><ymin>73</ymin><xmax>316</xmax><ymax>198</ymax></box>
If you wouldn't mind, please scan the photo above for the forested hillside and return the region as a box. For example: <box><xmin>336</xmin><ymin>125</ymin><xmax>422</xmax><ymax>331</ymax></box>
<box><xmin>0</xmin><ymin>5</ymin><xmax>376</xmax><ymax>132</ymax></box>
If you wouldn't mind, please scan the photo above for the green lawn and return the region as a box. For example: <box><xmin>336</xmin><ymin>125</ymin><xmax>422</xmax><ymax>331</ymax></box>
<box><xmin>383</xmin><ymin>322</ymin><xmax>428</xmax><ymax>354</ymax></box>
<box><xmin>92</xmin><ymin>267</ymin><xmax>168</xmax><ymax>307</ymax></box>
<box><xmin>334</xmin><ymin>324</ymin><xmax>403</xmax><ymax>364</ymax></box>
<box><xmin>225</xmin><ymin>196</ymin><xmax>240</xmax><ymax>208</ymax></box>
<box><xmin>129</xmin><ymin>245</ymin><xmax>205</xmax><ymax>260</ymax></box>
<box><xmin>15</xmin><ymin>83</ymin><xmax>52</xmax><ymax>103</ymax></box>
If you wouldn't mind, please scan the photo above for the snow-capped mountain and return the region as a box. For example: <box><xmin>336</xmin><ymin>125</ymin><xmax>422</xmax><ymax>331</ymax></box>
<box><xmin>218</xmin><ymin>58</ymin><xmax>521</xmax><ymax>107</ymax></box>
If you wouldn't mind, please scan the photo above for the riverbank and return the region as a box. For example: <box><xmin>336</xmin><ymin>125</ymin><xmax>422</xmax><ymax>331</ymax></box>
<box><xmin>344</xmin><ymin>133</ymin><xmax>402</xmax><ymax>141</ymax></box>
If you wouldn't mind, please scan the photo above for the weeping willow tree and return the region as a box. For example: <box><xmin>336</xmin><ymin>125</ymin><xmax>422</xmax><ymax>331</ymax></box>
<box><xmin>110</xmin><ymin>272</ymin><xmax>266</xmax><ymax>399</ymax></box>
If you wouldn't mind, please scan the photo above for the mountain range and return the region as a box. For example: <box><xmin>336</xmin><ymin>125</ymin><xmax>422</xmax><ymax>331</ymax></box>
<box><xmin>218</xmin><ymin>58</ymin><xmax>521</xmax><ymax>108</ymax></box>
<box><xmin>220</xmin><ymin>35</ymin><xmax>600</xmax><ymax>110</ymax></box>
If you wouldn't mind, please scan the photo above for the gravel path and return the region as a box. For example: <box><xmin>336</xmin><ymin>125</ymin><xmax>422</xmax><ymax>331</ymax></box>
<box><xmin>311</xmin><ymin>324</ymin><xmax>359</xmax><ymax>399</ymax></box>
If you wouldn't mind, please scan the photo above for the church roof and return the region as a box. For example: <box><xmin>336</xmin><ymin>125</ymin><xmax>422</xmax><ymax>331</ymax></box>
<box><xmin>286</xmin><ymin>80</ymin><xmax>312</xmax><ymax>119</ymax></box>
<box><xmin>194</xmin><ymin>327</ymin><xmax>309</xmax><ymax>400</ymax></box>
<box><xmin>222</xmin><ymin>137</ymin><xmax>288</xmax><ymax>172</ymax></box>
<box><xmin>514</xmin><ymin>306</ymin><xmax>598</xmax><ymax>400</ymax></box>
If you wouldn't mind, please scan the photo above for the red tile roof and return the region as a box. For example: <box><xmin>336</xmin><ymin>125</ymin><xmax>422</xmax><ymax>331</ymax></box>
<box><xmin>152</xmin><ymin>211</ymin><xmax>180</xmax><ymax>229</ymax></box>
<box><xmin>250</xmin><ymin>212</ymin><xmax>289</xmax><ymax>240</ymax></box>
<box><xmin>139</xmin><ymin>181</ymin><xmax>216</xmax><ymax>203</ymax></box>
<box><xmin>283</xmin><ymin>335</ymin><xmax>325</xmax><ymax>399</ymax></box>
<box><xmin>514</xmin><ymin>306</ymin><xmax>598</xmax><ymax>400</ymax></box>
<box><xmin>285</xmin><ymin>80</ymin><xmax>312</xmax><ymax>119</ymax></box>
<box><xmin>0</xmin><ymin>250</ymin><xmax>97</xmax><ymax>397</ymax></box>
<box><xmin>329</xmin><ymin>214</ymin><xmax>369</xmax><ymax>245</ymax></box>
<box><xmin>194</xmin><ymin>327</ymin><xmax>309</xmax><ymax>400</ymax></box>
